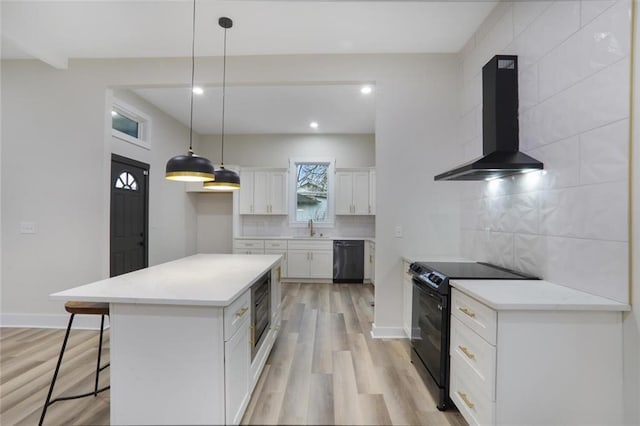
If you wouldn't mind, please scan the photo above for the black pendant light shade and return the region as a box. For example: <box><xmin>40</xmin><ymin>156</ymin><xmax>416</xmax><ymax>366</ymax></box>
<box><xmin>165</xmin><ymin>0</ymin><xmax>216</xmax><ymax>183</ymax></box>
<box><xmin>204</xmin><ymin>16</ymin><xmax>240</xmax><ymax>191</ymax></box>
<box><xmin>166</xmin><ymin>151</ymin><xmax>215</xmax><ymax>182</ymax></box>
<box><xmin>204</xmin><ymin>166</ymin><xmax>240</xmax><ymax>190</ymax></box>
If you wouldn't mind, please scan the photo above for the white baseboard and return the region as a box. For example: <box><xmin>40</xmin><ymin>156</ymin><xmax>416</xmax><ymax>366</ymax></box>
<box><xmin>370</xmin><ymin>323</ymin><xmax>408</xmax><ymax>339</ymax></box>
<box><xmin>1</xmin><ymin>313</ymin><xmax>109</xmax><ymax>330</ymax></box>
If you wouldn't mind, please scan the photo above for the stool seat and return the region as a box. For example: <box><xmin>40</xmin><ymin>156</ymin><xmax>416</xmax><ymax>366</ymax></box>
<box><xmin>39</xmin><ymin>301</ymin><xmax>110</xmax><ymax>425</ymax></box>
<box><xmin>64</xmin><ymin>301</ymin><xmax>109</xmax><ymax>316</ymax></box>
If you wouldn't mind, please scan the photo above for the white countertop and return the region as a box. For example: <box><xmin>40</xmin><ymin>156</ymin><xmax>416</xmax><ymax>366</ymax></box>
<box><xmin>51</xmin><ymin>254</ymin><xmax>282</xmax><ymax>307</ymax></box>
<box><xmin>451</xmin><ymin>279</ymin><xmax>630</xmax><ymax>311</ymax></box>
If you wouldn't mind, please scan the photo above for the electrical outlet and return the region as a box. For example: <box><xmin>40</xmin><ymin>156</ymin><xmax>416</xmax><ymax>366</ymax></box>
<box><xmin>394</xmin><ymin>226</ymin><xmax>403</xmax><ymax>238</ymax></box>
<box><xmin>20</xmin><ymin>222</ymin><xmax>36</xmax><ymax>234</ymax></box>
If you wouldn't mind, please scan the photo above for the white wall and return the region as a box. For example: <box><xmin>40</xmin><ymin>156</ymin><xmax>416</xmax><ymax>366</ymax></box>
<box><xmin>0</xmin><ymin>54</ymin><xmax>461</xmax><ymax>335</ymax></box>
<box><xmin>199</xmin><ymin>133</ymin><xmax>375</xmax><ymax>169</ymax></box>
<box><xmin>458</xmin><ymin>0</ymin><xmax>630</xmax><ymax>302</ymax></box>
<box><xmin>0</xmin><ymin>63</ymin><xmax>199</xmax><ymax>324</ymax></box>
<box><xmin>195</xmin><ymin>193</ymin><xmax>233</xmax><ymax>254</ymax></box>
<box><xmin>456</xmin><ymin>1</ymin><xmax>637</xmax><ymax>423</ymax></box>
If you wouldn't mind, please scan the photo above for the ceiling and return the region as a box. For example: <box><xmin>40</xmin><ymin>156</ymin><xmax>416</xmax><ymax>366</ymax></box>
<box><xmin>2</xmin><ymin>1</ymin><xmax>497</xmax><ymax>134</ymax></box>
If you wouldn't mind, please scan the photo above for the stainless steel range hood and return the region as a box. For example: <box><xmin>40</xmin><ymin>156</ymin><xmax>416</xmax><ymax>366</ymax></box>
<box><xmin>434</xmin><ymin>55</ymin><xmax>543</xmax><ymax>181</ymax></box>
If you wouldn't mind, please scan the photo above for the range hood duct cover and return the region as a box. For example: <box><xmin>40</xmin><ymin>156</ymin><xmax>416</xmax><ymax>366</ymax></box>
<box><xmin>434</xmin><ymin>55</ymin><xmax>543</xmax><ymax>181</ymax></box>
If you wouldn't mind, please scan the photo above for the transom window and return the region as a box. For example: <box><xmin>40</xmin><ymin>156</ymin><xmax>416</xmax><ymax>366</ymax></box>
<box><xmin>111</xmin><ymin>97</ymin><xmax>151</xmax><ymax>150</ymax></box>
<box><xmin>289</xmin><ymin>158</ymin><xmax>335</xmax><ymax>226</ymax></box>
<box><xmin>115</xmin><ymin>171</ymin><xmax>138</xmax><ymax>191</ymax></box>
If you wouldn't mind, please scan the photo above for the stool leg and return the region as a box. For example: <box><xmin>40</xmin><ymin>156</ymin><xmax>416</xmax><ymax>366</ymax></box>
<box><xmin>39</xmin><ymin>313</ymin><xmax>75</xmax><ymax>426</ymax></box>
<box><xmin>94</xmin><ymin>314</ymin><xmax>105</xmax><ymax>395</ymax></box>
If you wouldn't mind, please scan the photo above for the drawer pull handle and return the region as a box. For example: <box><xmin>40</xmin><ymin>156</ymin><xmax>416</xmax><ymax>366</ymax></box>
<box><xmin>459</xmin><ymin>346</ymin><xmax>476</xmax><ymax>360</ymax></box>
<box><xmin>235</xmin><ymin>307</ymin><xmax>249</xmax><ymax>318</ymax></box>
<box><xmin>458</xmin><ymin>392</ymin><xmax>475</xmax><ymax>409</ymax></box>
<box><xmin>459</xmin><ymin>307</ymin><xmax>476</xmax><ymax>318</ymax></box>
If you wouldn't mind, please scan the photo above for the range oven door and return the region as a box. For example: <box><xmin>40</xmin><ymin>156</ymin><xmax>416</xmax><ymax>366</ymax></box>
<box><xmin>411</xmin><ymin>278</ymin><xmax>448</xmax><ymax>389</ymax></box>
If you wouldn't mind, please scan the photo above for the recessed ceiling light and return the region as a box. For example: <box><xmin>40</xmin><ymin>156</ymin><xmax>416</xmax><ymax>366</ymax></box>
<box><xmin>193</xmin><ymin>86</ymin><xmax>204</xmax><ymax>95</ymax></box>
<box><xmin>361</xmin><ymin>85</ymin><xmax>373</xmax><ymax>94</ymax></box>
<box><xmin>309</xmin><ymin>121</ymin><xmax>319</xmax><ymax>129</ymax></box>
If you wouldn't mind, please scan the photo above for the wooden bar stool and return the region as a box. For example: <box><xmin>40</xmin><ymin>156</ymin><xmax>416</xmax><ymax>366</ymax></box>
<box><xmin>39</xmin><ymin>301</ymin><xmax>110</xmax><ymax>426</ymax></box>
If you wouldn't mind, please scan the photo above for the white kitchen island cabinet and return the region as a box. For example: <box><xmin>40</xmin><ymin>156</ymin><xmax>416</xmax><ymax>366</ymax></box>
<box><xmin>51</xmin><ymin>254</ymin><xmax>282</xmax><ymax>426</ymax></box>
<box><xmin>449</xmin><ymin>281</ymin><xmax>630</xmax><ymax>426</ymax></box>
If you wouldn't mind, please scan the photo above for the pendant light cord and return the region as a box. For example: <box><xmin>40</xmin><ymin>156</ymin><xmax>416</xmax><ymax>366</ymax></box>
<box><xmin>220</xmin><ymin>25</ymin><xmax>227</xmax><ymax>166</ymax></box>
<box><xmin>188</xmin><ymin>0</ymin><xmax>196</xmax><ymax>153</ymax></box>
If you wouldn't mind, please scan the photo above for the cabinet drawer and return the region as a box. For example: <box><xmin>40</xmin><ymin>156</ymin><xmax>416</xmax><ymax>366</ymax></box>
<box><xmin>234</xmin><ymin>239</ymin><xmax>265</xmax><ymax>249</ymax></box>
<box><xmin>451</xmin><ymin>288</ymin><xmax>497</xmax><ymax>345</ymax></box>
<box><xmin>224</xmin><ymin>290</ymin><xmax>251</xmax><ymax>341</ymax></box>
<box><xmin>450</xmin><ymin>315</ymin><xmax>496</xmax><ymax>400</ymax></box>
<box><xmin>450</xmin><ymin>354</ymin><xmax>495</xmax><ymax>426</ymax></box>
<box><xmin>264</xmin><ymin>240</ymin><xmax>287</xmax><ymax>249</ymax></box>
<box><xmin>287</xmin><ymin>240</ymin><xmax>332</xmax><ymax>251</ymax></box>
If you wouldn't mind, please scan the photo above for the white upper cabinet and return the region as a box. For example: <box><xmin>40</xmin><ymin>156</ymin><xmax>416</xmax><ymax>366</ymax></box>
<box><xmin>239</xmin><ymin>169</ymin><xmax>288</xmax><ymax>215</ymax></box>
<box><xmin>335</xmin><ymin>169</ymin><xmax>373</xmax><ymax>215</ymax></box>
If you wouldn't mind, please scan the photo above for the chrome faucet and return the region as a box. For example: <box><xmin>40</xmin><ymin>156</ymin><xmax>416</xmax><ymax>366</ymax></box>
<box><xmin>308</xmin><ymin>219</ymin><xmax>315</xmax><ymax>237</ymax></box>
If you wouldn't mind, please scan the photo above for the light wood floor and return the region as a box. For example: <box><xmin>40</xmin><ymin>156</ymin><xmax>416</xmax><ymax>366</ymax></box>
<box><xmin>0</xmin><ymin>283</ymin><xmax>466</xmax><ymax>426</ymax></box>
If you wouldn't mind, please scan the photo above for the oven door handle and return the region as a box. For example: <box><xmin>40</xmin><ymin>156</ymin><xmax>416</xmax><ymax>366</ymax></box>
<box><xmin>412</xmin><ymin>278</ymin><xmax>442</xmax><ymax>300</ymax></box>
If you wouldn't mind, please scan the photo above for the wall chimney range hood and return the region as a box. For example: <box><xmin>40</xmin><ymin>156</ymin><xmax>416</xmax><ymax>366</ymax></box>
<box><xmin>434</xmin><ymin>55</ymin><xmax>543</xmax><ymax>181</ymax></box>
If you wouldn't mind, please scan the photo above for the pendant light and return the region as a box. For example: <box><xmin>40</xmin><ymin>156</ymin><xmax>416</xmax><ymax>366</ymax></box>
<box><xmin>204</xmin><ymin>17</ymin><xmax>240</xmax><ymax>191</ymax></box>
<box><xmin>165</xmin><ymin>0</ymin><xmax>216</xmax><ymax>182</ymax></box>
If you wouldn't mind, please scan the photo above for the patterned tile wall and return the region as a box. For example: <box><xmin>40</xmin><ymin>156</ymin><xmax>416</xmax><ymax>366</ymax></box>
<box><xmin>457</xmin><ymin>0</ymin><xmax>630</xmax><ymax>302</ymax></box>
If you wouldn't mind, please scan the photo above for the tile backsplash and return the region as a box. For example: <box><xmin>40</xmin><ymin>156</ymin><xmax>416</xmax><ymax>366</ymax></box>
<box><xmin>240</xmin><ymin>215</ymin><xmax>375</xmax><ymax>239</ymax></box>
<box><xmin>457</xmin><ymin>0</ymin><xmax>630</xmax><ymax>302</ymax></box>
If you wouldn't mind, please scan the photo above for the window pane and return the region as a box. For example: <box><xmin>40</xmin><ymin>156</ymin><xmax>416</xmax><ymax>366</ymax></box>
<box><xmin>114</xmin><ymin>171</ymin><xmax>138</xmax><ymax>191</ymax></box>
<box><xmin>112</xmin><ymin>112</ymin><xmax>139</xmax><ymax>138</ymax></box>
<box><xmin>296</xmin><ymin>163</ymin><xmax>328</xmax><ymax>222</ymax></box>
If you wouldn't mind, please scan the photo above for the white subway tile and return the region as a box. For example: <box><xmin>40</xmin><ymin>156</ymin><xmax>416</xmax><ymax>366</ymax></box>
<box><xmin>512</xmin><ymin>1</ymin><xmax>581</xmax><ymax>69</ymax></box>
<box><xmin>580</xmin><ymin>119</ymin><xmax>629</xmax><ymax>184</ymax></box>
<box><xmin>538</xmin><ymin>0</ymin><xmax>630</xmax><ymax>100</ymax></box>
<box><xmin>527</xmin><ymin>136</ymin><xmax>580</xmax><ymax>190</ymax></box>
<box><xmin>513</xmin><ymin>1</ymin><xmax>553</xmax><ymax>37</ymax></box>
<box><xmin>545</xmin><ymin>236</ymin><xmax>628</xmax><ymax>303</ymax></box>
<box><xmin>581</xmin><ymin>0</ymin><xmax>617</xmax><ymax>26</ymax></box>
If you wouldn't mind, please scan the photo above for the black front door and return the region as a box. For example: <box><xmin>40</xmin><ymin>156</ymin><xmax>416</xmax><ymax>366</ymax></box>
<box><xmin>110</xmin><ymin>154</ymin><xmax>149</xmax><ymax>277</ymax></box>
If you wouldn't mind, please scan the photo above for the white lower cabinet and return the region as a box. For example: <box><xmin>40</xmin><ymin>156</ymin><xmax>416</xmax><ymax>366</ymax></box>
<box><xmin>286</xmin><ymin>240</ymin><xmax>333</xmax><ymax>279</ymax></box>
<box><xmin>450</xmin><ymin>287</ymin><xmax>624</xmax><ymax>426</ymax></box>
<box><xmin>224</xmin><ymin>315</ymin><xmax>250</xmax><ymax>425</ymax></box>
<box><xmin>233</xmin><ymin>239</ymin><xmax>265</xmax><ymax>255</ymax></box>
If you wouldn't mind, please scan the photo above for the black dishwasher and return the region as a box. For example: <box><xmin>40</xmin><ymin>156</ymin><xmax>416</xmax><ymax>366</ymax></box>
<box><xmin>333</xmin><ymin>240</ymin><xmax>364</xmax><ymax>283</ymax></box>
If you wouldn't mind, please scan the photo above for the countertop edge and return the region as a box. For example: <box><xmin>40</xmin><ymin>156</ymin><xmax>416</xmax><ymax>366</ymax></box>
<box><xmin>451</xmin><ymin>281</ymin><xmax>631</xmax><ymax>312</ymax></box>
<box><xmin>50</xmin><ymin>255</ymin><xmax>282</xmax><ymax>307</ymax></box>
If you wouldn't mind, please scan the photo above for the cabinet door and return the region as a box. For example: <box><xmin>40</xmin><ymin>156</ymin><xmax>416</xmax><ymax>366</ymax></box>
<box><xmin>265</xmin><ymin>250</ymin><xmax>287</xmax><ymax>279</ymax></box>
<box><xmin>268</xmin><ymin>171</ymin><xmax>288</xmax><ymax>214</ymax></box>
<box><xmin>225</xmin><ymin>319</ymin><xmax>250</xmax><ymax>425</ymax></box>
<box><xmin>309</xmin><ymin>250</ymin><xmax>333</xmax><ymax>278</ymax></box>
<box><xmin>252</xmin><ymin>171</ymin><xmax>269</xmax><ymax>214</ymax></box>
<box><xmin>238</xmin><ymin>171</ymin><xmax>254</xmax><ymax>214</ymax></box>
<box><xmin>335</xmin><ymin>172</ymin><xmax>354</xmax><ymax>215</ymax></box>
<box><xmin>353</xmin><ymin>171</ymin><xmax>370</xmax><ymax>215</ymax></box>
<box><xmin>287</xmin><ymin>250</ymin><xmax>309</xmax><ymax>278</ymax></box>
<box><xmin>271</xmin><ymin>266</ymin><xmax>282</xmax><ymax>326</ymax></box>
<box><xmin>364</xmin><ymin>242</ymin><xmax>371</xmax><ymax>280</ymax></box>
<box><xmin>370</xmin><ymin>243</ymin><xmax>375</xmax><ymax>284</ymax></box>
<box><xmin>369</xmin><ymin>170</ymin><xmax>376</xmax><ymax>215</ymax></box>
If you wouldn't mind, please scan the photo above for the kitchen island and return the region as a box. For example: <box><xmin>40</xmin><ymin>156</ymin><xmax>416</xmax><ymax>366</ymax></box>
<box><xmin>51</xmin><ymin>254</ymin><xmax>283</xmax><ymax>425</ymax></box>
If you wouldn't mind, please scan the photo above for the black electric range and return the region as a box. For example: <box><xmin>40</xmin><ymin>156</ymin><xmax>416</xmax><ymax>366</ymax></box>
<box><xmin>408</xmin><ymin>261</ymin><xmax>538</xmax><ymax>410</ymax></box>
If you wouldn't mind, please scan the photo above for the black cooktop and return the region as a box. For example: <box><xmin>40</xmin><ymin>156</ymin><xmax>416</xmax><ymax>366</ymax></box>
<box><xmin>414</xmin><ymin>261</ymin><xmax>537</xmax><ymax>280</ymax></box>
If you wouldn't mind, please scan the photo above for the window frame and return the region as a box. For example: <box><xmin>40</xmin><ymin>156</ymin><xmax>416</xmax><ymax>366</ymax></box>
<box><xmin>111</xmin><ymin>98</ymin><xmax>151</xmax><ymax>150</ymax></box>
<box><xmin>289</xmin><ymin>157</ymin><xmax>335</xmax><ymax>228</ymax></box>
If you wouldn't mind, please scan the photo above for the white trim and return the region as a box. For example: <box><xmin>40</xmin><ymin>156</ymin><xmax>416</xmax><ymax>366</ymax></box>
<box><xmin>288</xmin><ymin>157</ymin><xmax>335</xmax><ymax>227</ymax></box>
<box><xmin>111</xmin><ymin>98</ymin><xmax>152</xmax><ymax>150</ymax></box>
<box><xmin>1</xmin><ymin>313</ymin><xmax>110</xmax><ymax>330</ymax></box>
<box><xmin>370</xmin><ymin>323</ymin><xmax>407</xmax><ymax>339</ymax></box>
